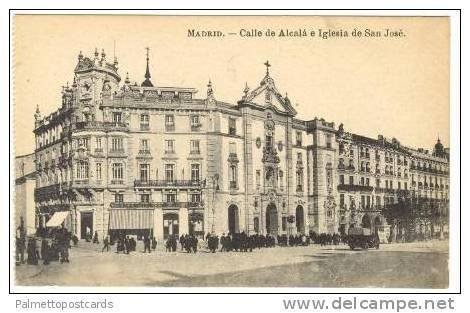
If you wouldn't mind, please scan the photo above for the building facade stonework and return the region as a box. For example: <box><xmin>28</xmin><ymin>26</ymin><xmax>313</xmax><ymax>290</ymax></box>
<box><xmin>32</xmin><ymin>50</ymin><xmax>450</xmax><ymax>243</ymax></box>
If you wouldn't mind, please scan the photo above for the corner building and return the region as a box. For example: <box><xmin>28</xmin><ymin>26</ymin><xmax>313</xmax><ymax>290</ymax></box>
<box><xmin>33</xmin><ymin>50</ymin><xmax>449</xmax><ymax>243</ymax></box>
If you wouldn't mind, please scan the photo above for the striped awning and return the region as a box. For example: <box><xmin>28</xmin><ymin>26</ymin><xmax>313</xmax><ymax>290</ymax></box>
<box><xmin>46</xmin><ymin>211</ymin><xmax>70</xmax><ymax>227</ymax></box>
<box><xmin>109</xmin><ymin>209</ymin><xmax>154</xmax><ymax>230</ymax></box>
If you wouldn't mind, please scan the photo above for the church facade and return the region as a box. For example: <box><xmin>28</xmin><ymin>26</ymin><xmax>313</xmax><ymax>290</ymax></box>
<box><xmin>32</xmin><ymin>49</ymin><xmax>450</xmax><ymax>242</ymax></box>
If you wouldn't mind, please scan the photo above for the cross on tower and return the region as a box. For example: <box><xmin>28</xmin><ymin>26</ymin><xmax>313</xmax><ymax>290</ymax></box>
<box><xmin>145</xmin><ymin>47</ymin><xmax>150</xmax><ymax>60</ymax></box>
<box><xmin>264</xmin><ymin>60</ymin><xmax>271</xmax><ymax>75</ymax></box>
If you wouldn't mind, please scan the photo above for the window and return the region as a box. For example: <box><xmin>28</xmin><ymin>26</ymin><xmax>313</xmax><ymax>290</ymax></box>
<box><xmin>376</xmin><ymin>196</ymin><xmax>381</xmax><ymax>207</ymax></box>
<box><xmin>140</xmin><ymin>164</ymin><xmax>150</xmax><ymax>181</ymax></box>
<box><xmin>95</xmin><ymin>163</ymin><xmax>102</xmax><ymax>180</ymax></box>
<box><xmin>229</xmin><ymin>165</ymin><xmax>238</xmax><ymax>189</ymax></box>
<box><xmin>190</xmin><ymin>140</ymin><xmax>200</xmax><ymax>154</ymax></box>
<box><xmin>340</xmin><ymin>194</ymin><xmax>345</xmax><ymax>206</ymax></box>
<box><xmin>166</xmin><ymin>193</ymin><xmax>176</xmax><ymax>203</ymax></box>
<box><xmin>404</xmin><ymin>182</ymin><xmax>408</xmax><ymax>190</ymax></box>
<box><xmin>256</xmin><ymin>170</ymin><xmax>261</xmax><ymax>189</ymax></box>
<box><xmin>140</xmin><ymin>194</ymin><xmax>150</xmax><ymax>203</ymax></box>
<box><xmin>398</xmin><ymin>182</ymin><xmax>401</xmax><ymax>190</ymax></box>
<box><xmin>266</xmin><ymin>135</ymin><xmax>273</xmax><ymax>149</ymax></box>
<box><xmin>385</xmin><ymin>180</ymin><xmax>389</xmax><ymax>189</ymax></box>
<box><xmin>165</xmin><ymin>115</ymin><xmax>175</xmax><ymax>131</ymax></box>
<box><xmin>190</xmin><ymin>193</ymin><xmax>201</xmax><ymax>203</ymax></box>
<box><xmin>140</xmin><ymin>114</ymin><xmax>150</xmax><ymax>130</ymax></box>
<box><xmin>111</xmin><ymin>137</ymin><xmax>124</xmax><ymax>152</ymax></box>
<box><xmin>79</xmin><ymin>138</ymin><xmax>89</xmax><ymax>150</ymax></box>
<box><xmin>360</xmin><ymin>177</ymin><xmax>365</xmax><ymax>185</ymax></box>
<box><xmin>279</xmin><ymin>170</ymin><xmax>284</xmax><ymax>190</ymax></box>
<box><xmin>282</xmin><ymin>217</ymin><xmax>287</xmax><ymax>231</ymax></box>
<box><xmin>95</xmin><ymin>137</ymin><xmax>102</xmax><ymax>151</ymax></box>
<box><xmin>114</xmin><ymin>193</ymin><xmax>124</xmax><ymax>203</ymax></box>
<box><xmin>112</xmin><ymin>163</ymin><xmax>123</xmax><ymax>180</ymax></box>
<box><xmin>165</xmin><ymin>164</ymin><xmax>175</xmax><ymax>182</ymax></box>
<box><xmin>191</xmin><ymin>164</ymin><xmax>200</xmax><ymax>182</ymax></box>
<box><xmin>76</xmin><ymin>161</ymin><xmax>89</xmax><ymax>180</ymax></box>
<box><xmin>326</xmin><ymin>134</ymin><xmax>332</xmax><ymax>148</ymax></box>
<box><xmin>349</xmin><ymin>176</ymin><xmax>354</xmax><ymax>185</ymax></box>
<box><xmin>112</xmin><ymin>112</ymin><xmax>122</xmax><ymax>123</ymax></box>
<box><xmin>296</xmin><ymin>170</ymin><xmax>303</xmax><ymax>191</ymax></box>
<box><xmin>165</xmin><ymin>139</ymin><xmax>175</xmax><ymax>154</ymax></box>
<box><xmin>296</xmin><ymin>131</ymin><xmax>302</xmax><ymax>146</ymax></box>
<box><xmin>297</xmin><ymin>152</ymin><xmax>302</xmax><ymax>162</ymax></box>
<box><xmin>361</xmin><ymin>195</ymin><xmax>365</xmax><ymax>208</ymax></box>
<box><xmin>228</xmin><ymin>118</ymin><xmax>236</xmax><ymax>135</ymax></box>
<box><xmin>339</xmin><ymin>175</ymin><xmax>345</xmax><ymax>185</ymax></box>
<box><xmin>140</xmin><ymin>139</ymin><xmax>150</xmax><ymax>153</ymax></box>
<box><xmin>376</xmin><ymin>178</ymin><xmax>380</xmax><ymax>187</ymax></box>
<box><xmin>190</xmin><ymin>115</ymin><xmax>200</xmax><ymax>130</ymax></box>
<box><xmin>366</xmin><ymin>178</ymin><xmax>370</xmax><ymax>186</ymax></box>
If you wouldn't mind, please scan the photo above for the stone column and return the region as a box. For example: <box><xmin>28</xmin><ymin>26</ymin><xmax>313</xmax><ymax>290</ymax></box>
<box><xmin>154</xmin><ymin>209</ymin><xmax>163</xmax><ymax>243</ymax></box>
<box><xmin>179</xmin><ymin>207</ymin><xmax>189</xmax><ymax>236</ymax></box>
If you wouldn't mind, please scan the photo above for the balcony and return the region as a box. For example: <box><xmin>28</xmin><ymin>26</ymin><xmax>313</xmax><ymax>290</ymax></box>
<box><xmin>134</xmin><ymin>179</ymin><xmax>202</xmax><ymax>188</ymax></box>
<box><xmin>337</xmin><ymin>184</ymin><xmax>374</xmax><ymax>192</ymax></box>
<box><xmin>74</xmin><ymin>121</ymin><xmax>129</xmax><ymax>132</ymax></box>
<box><xmin>108</xmin><ymin>149</ymin><xmax>126</xmax><ymax>157</ymax></box>
<box><xmin>191</xmin><ymin>123</ymin><xmax>202</xmax><ymax>132</ymax></box>
<box><xmin>375</xmin><ymin>187</ymin><xmax>395</xmax><ymax>194</ymax></box>
<box><xmin>138</xmin><ymin>149</ymin><xmax>151</xmax><ymax>156</ymax></box>
<box><xmin>229</xmin><ymin>127</ymin><xmax>237</xmax><ymax>136</ymax></box>
<box><xmin>110</xmin><ymin>201</ymin><xmax>204</xmax><ymax>209</ymax></box>
<box><xmin>165</xmin><ymin>124</ymin><xmax>175</xmax><ymax>132</ymax></box>
<box><xmin>110</xmin><ymin>179</ymin><xmax>125</xmax><ymax>185</ymax></box>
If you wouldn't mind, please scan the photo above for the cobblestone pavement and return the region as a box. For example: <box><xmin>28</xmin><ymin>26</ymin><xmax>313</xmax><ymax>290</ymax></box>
<box><xmin>15</xmin><ymin>240</ymin><xmax>448</xmax><ymax>288</ymax></box>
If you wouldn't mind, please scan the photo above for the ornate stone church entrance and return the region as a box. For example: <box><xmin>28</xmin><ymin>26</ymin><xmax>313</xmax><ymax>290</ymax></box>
<box><xmin>266</xmin><ymin>203</ymin><xmax>278</xmax><ymax>235</ymax></box>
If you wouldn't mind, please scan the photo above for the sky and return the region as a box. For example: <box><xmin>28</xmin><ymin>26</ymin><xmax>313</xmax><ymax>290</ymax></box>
<box><xmin>13</xmin><ymin>15</ymin><xmax>449</xmax><ymax>156</ymax></box>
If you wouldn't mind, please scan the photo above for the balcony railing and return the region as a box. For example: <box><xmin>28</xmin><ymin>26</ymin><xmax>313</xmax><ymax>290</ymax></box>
<box><xmin>140</xmin><ymin>124</ymin><xmax>150</xmax><ymax>131</ymax></box>
<box><xmin>110</xmin><ymin>201</ymin><xmax>203</xmax><ymax>209</ymax></box>
<box><xmin>337</xmin><ymin>184</ymin><xmax>374</xmax><ymax>192</ymax></box>
<box><xmin>165</xmin><ymin>124</ymin><xmax>175</xmax><ymax>132</ymax></box>
<box><xmin>74</xmin><ymin>121</ymin><xmax>129</xmax><ymax>132</ymax></box>
<box><xmin>191</xmin><ymin>123</ymin><xmax>201</xmax><ymax>131</ymax></box>
<box><xmin>134</xmin><ymin>179</ymin><xmax>202</xmax><ymax>188</ymax></box>
<box><xmin>110</xmin><ymin>179</ymin><xmax>125</xmax><ymax>185</ymax></box>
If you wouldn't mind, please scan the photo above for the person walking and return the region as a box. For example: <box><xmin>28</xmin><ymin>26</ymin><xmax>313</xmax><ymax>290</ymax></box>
<box><xmin>143</xmin><ymin>236</ymin><xmax>151</xmax><ymax>253</ymax></box>
<box><xmin>102</xmin><ymin>236</ymin><xmax>110</xmax><ymax>252</ymax></box>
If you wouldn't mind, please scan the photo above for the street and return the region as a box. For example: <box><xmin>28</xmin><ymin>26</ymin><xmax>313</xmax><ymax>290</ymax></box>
<box><xmin>15</xmin><ymin>240</ymin><xmax>448</xmax><ymax>288</ymax></box>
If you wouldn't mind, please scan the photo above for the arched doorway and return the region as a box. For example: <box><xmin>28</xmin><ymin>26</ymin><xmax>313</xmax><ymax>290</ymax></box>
<box><xmin>228</xmin><ymin>205</ymin><xmax>239</xmax><ymax>234</ymax></box>
<box><xmin>266</xmin><ymin>203</ymin><xmax>278</xmax><ymax>235</ymax></box>
<box><xmin>295</xmin><ymin>205</ymin><xmax>305</xmax><ymax>234</ymax></box>
<box><xmin>361</xmin><ymin>214</ymin><xmax>371</xmax><ymax>229</ymax></box>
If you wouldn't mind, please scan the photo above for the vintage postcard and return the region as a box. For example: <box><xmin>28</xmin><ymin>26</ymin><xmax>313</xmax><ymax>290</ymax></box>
<box><xmin>12</xmin><ymin>13</ymin><xmax>453</xmax><ymax>290</ymax></box>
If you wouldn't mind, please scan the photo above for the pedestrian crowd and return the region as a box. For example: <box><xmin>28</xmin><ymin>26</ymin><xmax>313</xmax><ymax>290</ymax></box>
<box><xmin>16</xmin><ymin>225</ymin><xmax>72</xmax><ymax>267</ymax></box>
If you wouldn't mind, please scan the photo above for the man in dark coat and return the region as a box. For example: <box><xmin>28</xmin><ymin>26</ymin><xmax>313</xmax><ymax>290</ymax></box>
<box><xmin>102</xmin><ymin>236</ymin><xmax>110</xmax><ymax>252</ymax></box>
<box><xmin>143</xmin><ymin>236</ymin><xmax>151</xmax><ymax>253</ymax></box>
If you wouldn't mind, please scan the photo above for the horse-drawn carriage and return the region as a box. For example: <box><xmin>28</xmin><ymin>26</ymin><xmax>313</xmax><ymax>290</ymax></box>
<box><xmin>346</xmin><ymin>227</ymin><xmax>380</xmax><ymax>250</ymax></box>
